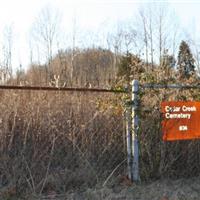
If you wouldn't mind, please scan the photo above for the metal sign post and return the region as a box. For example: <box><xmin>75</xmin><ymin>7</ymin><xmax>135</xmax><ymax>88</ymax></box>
<box><xmin>125</xmin><ymin>80</ymin><xmax>200</xmax><ymax>182</ymax></box>
<box><xmin>131</xmin><ymin>80</ymin><xmax>140</xmax><ymax>181</ymax></box>
<box><xmin>126</xmin><ymin>105</ymin><xmax>132</xmax><ymax>180</ymax></box>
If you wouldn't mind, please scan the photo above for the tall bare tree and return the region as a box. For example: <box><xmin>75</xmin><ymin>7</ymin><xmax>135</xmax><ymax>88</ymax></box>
<box><xmin>31</xmin><ymin>5</ymin><xmax>61</xmax><ymax>83</ymax></box>
<box><xmin>139</xmin><ymin>9</ymin><xmax>149</xmax><ymax>67</ymax></box>
<box><xmin>2</xmin><ymin>25</ymin><xmax>13</xmax><ymax>79</ymax></box>
<box><xmin>148</xmin><ymin>7</ymin><xmax>154</xmax><ymax>70</ymax></box>
<box><xmin>137</xmin><ymin>2</ymin><xmax>179</xmax><ymax>70</ymax></box>
<box><xmin>70</xmin><ymin>11</ymin><xmax>77</xmax><ymax>84</ymax></box>
<box><xmin>106</xmin><ymin>27</ymin><xmax>123</xmax><ymax>77</ymax></box>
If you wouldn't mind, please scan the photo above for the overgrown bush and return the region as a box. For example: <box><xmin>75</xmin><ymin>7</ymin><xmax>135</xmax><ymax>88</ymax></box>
<box><xmin>0</xmin><ymin>91</ymin><xmax>125</xmax><ymax>198</ymax></box>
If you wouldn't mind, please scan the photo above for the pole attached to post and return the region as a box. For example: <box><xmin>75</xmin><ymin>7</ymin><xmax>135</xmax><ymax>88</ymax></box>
<box><xmin>126</xmin><ymin>105</ymin><xmax>132</xmax><ymax>180</ymax></box>
<box><xmin>131</xmin><ymin>80</ymin><xmax>139</xmax><ymax>182</ymax></box>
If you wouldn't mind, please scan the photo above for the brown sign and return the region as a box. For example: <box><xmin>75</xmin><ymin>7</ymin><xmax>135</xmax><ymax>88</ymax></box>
<box><xmin>161</xmin><ymin>101</ymin><xmax>200</xmax><ymax>141</ymax></box>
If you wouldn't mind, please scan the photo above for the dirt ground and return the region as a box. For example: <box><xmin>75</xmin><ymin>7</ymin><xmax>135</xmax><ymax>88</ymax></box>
<box><xmin>29</xmin><ymin>177</ymin><xmax>200</xmax><ymax>200</ymax></box>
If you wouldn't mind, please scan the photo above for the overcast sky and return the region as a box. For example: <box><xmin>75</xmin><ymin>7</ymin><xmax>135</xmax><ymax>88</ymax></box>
<box><xmin>0</xmin><ymin>0</ymin><xmax>200</xmax><ymax>70</ymax></box>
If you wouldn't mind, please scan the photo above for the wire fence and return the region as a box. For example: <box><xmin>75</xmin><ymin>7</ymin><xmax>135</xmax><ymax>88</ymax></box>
<box><xmin>138</xmin><ymin>83</ymin><xmax>200</xmax><ymax>180</ymax></box>
<box><xmin>1</xmin><ymin>81</ymin><xmax>200</xmax><ymax>198</ymax></box>
<box><xmin>0</xmin><ymin>87</ymin><xmax>127</xmax><ymax>197</ymax></box>
<box><xmin>0</xmin><ymin>85</ymin><xmax>126</xmax><ymax>93</ymax></box>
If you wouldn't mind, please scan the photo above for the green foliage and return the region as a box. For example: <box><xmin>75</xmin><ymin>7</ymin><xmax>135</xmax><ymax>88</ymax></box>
<box><xmin>160</xmin><ymin>49</ymin><xmax>176</xmax><ymax>69</ymax></box>
<box><xmin>117</xmin><ymin>53</ymin><xmax>145</xmax><ymax>84</ymax></box>
<box><xmin>117</xmin><ymin>53</ymin><xmax>132</xmax><ymax>83</ymax></box>
<box><xmin>177</xmin><ymin>40</ymin><xmax>195</xmax><ymax>79</ymax></box>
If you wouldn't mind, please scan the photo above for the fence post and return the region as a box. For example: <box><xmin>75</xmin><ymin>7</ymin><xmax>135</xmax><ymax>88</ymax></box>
<box><xmin>131</xmin><ymin>80</ymin><xmax>140</xmax><ymax>181</ymax></box>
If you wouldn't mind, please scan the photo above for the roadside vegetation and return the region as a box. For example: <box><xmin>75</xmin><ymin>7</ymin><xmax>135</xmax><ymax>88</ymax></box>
<box><xmin>1</xmin><ymin>2</ymin><xmax>200</xmax><ymax>199</ymax></box>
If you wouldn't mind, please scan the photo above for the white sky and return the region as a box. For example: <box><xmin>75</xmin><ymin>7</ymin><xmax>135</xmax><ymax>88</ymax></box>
<box><xmin>0</xmin><ymin>0</ymin><xmax>200</xmax><ymax>70</ymax></box>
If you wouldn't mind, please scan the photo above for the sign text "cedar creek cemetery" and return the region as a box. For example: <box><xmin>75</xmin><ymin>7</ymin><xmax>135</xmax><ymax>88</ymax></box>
<box><xmin>161</xmin><ymin>102</ymin><xmax>200</xmax><ymax>141</ymax></box>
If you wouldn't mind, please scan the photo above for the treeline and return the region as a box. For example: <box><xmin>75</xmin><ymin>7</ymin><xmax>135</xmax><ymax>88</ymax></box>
<box><xmin>118</xmin><ymin>40</ymin><xmax>197</xmax><ymax>86</ymax></box>
<box><xmin>13</xmin><ymin>38</ymin><xmax>198</xmax><ymax>88</ymax></box>
<box><xmin>1</xmin><ymin>2</ymin><xmax>200</xmax><ymax>88</ymax></box>
<box><xmin>14</xmin><ymin>48</ymin><xmax>118</xmax><ymax>87</ymax></box>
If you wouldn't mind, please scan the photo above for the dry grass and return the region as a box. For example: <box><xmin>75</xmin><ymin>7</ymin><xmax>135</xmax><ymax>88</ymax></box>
<box><xmin>0</xmin><ymin>90</ymin><xmax>125</xmax><ymax>198</ymax></box>
<box><xmin>1</xmin><ymin>74</ymin><xmax>200</xmax><ymax>199</ymax></box>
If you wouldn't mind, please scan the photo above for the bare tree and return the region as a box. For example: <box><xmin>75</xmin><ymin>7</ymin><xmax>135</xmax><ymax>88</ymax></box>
<box><xmin>186</xmin><ymin>33</ymin><xmax>200</xmax><ymax>75</ymax></box>
<box><xmin>1</xmin><ymin>25</ymin><xmax>13</xmax><ymax>79</ymax></box>
<box><xmin>139</xmin><ymin>9</ymin><xmax>149</xmax><ymax>67</ymax></box>
<box><xmin>137</xmin><ymin>2</ymin><xmax>179</xmax><ymax>70</ymax></box>
<box><xmin>31</xmin><ymin>5</ymin><xmax>61</xmax><ymax>83</ymax></box>
<box><xmin>71</xmin><ymin>12</ymin><xmax>77</xmax><ymax>84</ymax></box>
<box><xmin>118</xmin><ymin>23</ymin><xmax>137</xmax><ymax>56</ymax></box>
<box><xmin>148</xmin><ymin>7</ymin><xmax>154</xmax><ymax>70</ymax></box>
<box><xmin>106</xmin><ymin>25</ymin><xmax>124</xmax><ymax>78</ymax></box>
<box><xmin>157</xmin><ymin>5</ymin><xmax>165</xmax><ymax>65</ymax></box>
<box><xmin>154</xmin><ymin>3</ymin><xmax>177</xmax><ymax>67</ymax></box>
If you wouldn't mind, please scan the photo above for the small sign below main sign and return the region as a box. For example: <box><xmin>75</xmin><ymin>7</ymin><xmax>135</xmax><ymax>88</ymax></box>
<box><xmin>161</xmin><ymin>101</ymin><xmax>200</xmax><ymax>141</ymax></box>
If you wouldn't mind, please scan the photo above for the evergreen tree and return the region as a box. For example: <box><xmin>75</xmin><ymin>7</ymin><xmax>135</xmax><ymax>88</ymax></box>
<box><xmin>177</xmin><ymin>41</ymin><xmax>195</xmax><ymax>78</ymax></box>
<box><xmin>161</xmin><ymin>49</ymin><xmax>176</xmax><ymax>68</ymax></box>
<box><xmin>117</xmin><ymin>53</ymin><xmax>132</xmax><ymax>83</ymax></box>
<box><xmin>117</xmin><ymin>53</ymin><xmax>143</xmax><ymax>85</ymax></box>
